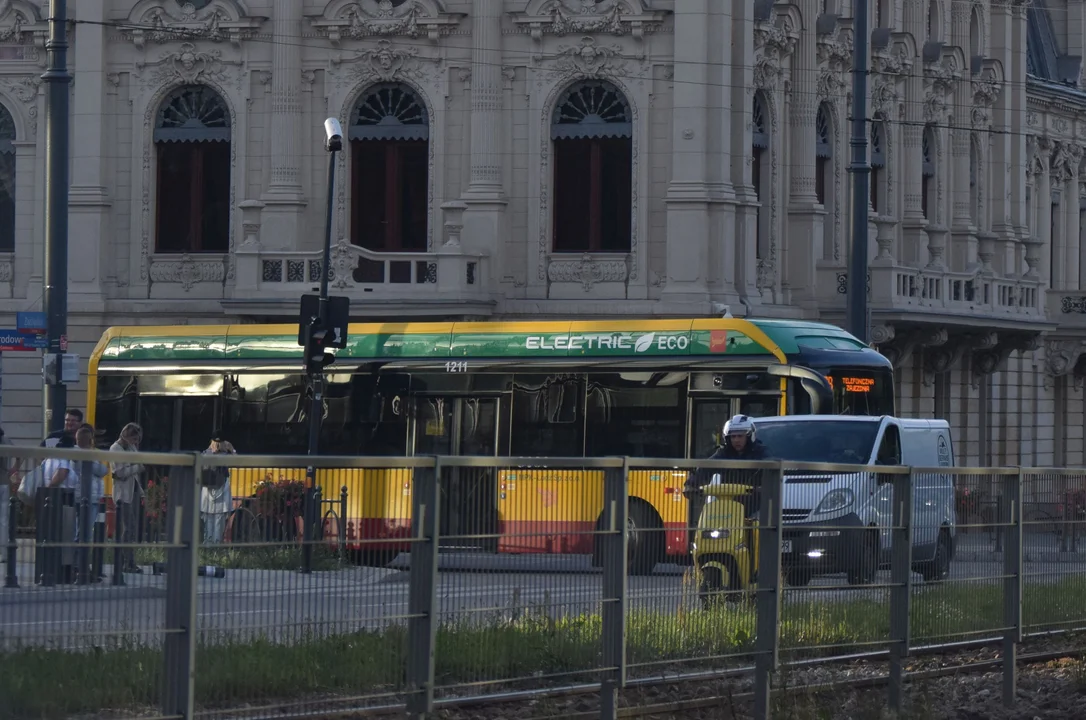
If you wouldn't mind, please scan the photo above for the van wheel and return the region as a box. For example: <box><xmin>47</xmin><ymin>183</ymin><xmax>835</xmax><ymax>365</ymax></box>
<box><xmin>847</xmin><ymin>532</ymin><xmax>878</xmax><ymax>586</ymax></box>
<box><xmin>921</xmin><ymin>531</ymin><xmax>951</xmax><ymax>584</ymax></box>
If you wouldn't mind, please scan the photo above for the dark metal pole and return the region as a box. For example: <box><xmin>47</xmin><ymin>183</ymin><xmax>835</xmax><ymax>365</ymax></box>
<box><xmin>42</xmin><ymin>0</ymin><xmax>70</xmax><ymax>433</ymax></box>
<box><xmin>847</xmin><ymin>0</ymin><xmax>871</xmax><ymax>344</ymax></box>
<box><xmin>301</xmin><ymin>147</ymin><xmax>336</xmax><ymax>574</ymax></box>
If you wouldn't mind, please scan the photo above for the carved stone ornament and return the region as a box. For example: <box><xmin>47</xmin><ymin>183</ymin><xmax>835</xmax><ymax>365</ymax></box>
<box><xmin>923</xmin><ymin>56</ymin><xmax>958</xmax><ymax>122</ymax></box>
<box><xmin>0</xmin><ymin>74</ymin><xmax>40</xmax><ymax>133</ymax></box>
<box><xmin>0</xmin><ymin>254</ymin><xmax>11</xmax><ymax>284</ymax></box>
<box><xmin>1045</xmin><ymin>339</ymin><xmax>1086</xmax><ymax>378</ymax></box>
<box><xmin>815</xmin><ymin>32</ymin><xmax>853</xmax><ymax>100</ymax></box>
<box><xmin>753</xmin><ymin>17</ymin><xmax>797</xmax><ymax>91</ymax></box>
<box><xmin>1051</xmin><ymin>141</ymin><xmax>1075</xmax><ymax>183</ymax></box>
<box><xmin>546</xmin><ymin>35</ymin><xmax>630</xmax><ymax>80</ymax></box>
<box><xmin>330</xmin><ymin>38</ymin><xmax>441</xmax><ymax>88</ymax></box>
<box><xmin>123</xmin><ymin>0</ymin><xmax>264</xmax><ymax>49</ymax></box>
<box><xmin>134</xmin><ymin>42</ymin><xmax>243</xmax><ymax>90</ymax></box>
<box><xmin>310</xmin><ymin>0</ymin><xmax>464</xmax><ymax>44</ymax></box>
<box><xmin>148</xmin><ymin>254</ymin><xmax>227</xmax><ymax>292</ymax></box>
<box><xmin>513</xmin><ymin>0</ymin><xmax>668</xmax><ymax>43</ymax></box>
<box><xmin>0</xmin><ymin>0</ymin><xmax>45</xmax><ymax>46</ymax></box>
<box><xmin>547</xmin><ymin>253</ymin><xmax>628</xmax><ymax>291</ymax></box>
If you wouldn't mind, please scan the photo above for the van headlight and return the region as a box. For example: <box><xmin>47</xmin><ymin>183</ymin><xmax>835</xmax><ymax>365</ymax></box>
<box><xmin>815</xmin><ymin>489</ymin><xmax>854</xmax><ymax>514</ymax></box>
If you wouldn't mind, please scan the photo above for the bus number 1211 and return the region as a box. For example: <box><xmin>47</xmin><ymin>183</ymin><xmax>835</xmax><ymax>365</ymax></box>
<box><xmin>445</xmin><ymin>361</ymin><xmax>468</xmax><ymax>373</ymax></box>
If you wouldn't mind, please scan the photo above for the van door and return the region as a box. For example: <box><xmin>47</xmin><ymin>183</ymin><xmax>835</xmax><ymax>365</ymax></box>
<box><xmin>902</xmin><ymin>425</ymin><xmax>938</xmax><ymax>559</ymax></box>
<box><xmin>872</xmin><ymin>423</ymin><xmax>902</xmax><ymax>560</ymax></box>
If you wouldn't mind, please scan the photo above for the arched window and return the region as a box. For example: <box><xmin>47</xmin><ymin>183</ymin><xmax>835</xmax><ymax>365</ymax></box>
<box><xmin>154</xmin><ymin>85</ymin><xmax>231</xmax><ymax>254</ymax></box>
<box><xmin>927</xmin><ymin>0</ymin><xmax>940</xmax><ymax>40</ymax></box>
<box><xmin>815</xmin><ymin>103</ymin><xmax>832</xmax><ymax>207</ymax></box>
<box><xmin>922</xmin><ymin>125</ymin><xmax>936</xmax><ymax>220</ymax></box>
<box><xmin>551</xmin><ymin>80</ymin><xmax>633</xmax><ymax>253</ymax></box>
<box><xmin>969</xmin><ymin>5</ymin><xmax>981</xmax><ymax>58</ymax></box>
<box><xmin>870</xmin><ymin>117</ymin><xmax>886</xmax><ymax>213</ymax></box>
<box><xmin>350</xmin><ymin>83</ymin><xmax>430</xmax><ymax>252</ymax></box>
<box><xmin>752</xmin><ymin>92</ymin><xmax>770</xmax><ymax>261</ymax></box>
<box><xmin>0</xmin><ymin>105</ymin><xmax>14</xmax><ymax>252</ymax></box>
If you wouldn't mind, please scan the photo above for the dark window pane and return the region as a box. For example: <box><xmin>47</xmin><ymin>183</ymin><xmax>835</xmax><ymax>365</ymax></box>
<box><xmin>200</xmin><ymin>142</ymin><xmax>231</xmax><ymax>252</ymax></box>
<box><xmin>93</xmin><ymin>375</ymin><xmax>139</xmax><ymax>449</ymax></box>
<box><xmin>156</xmin><ymin>144</ymin><xmax>195</xmax><ymax>253</ymax></box>
<box><xmin>510</xmin><ymin>374</ymin><xmax>585</xmax><ymax>456</ymax></box>
<box><xmin>399</xmin><ymin>141</ymin><xmax>428</xmax><ymax>251</ymax></box>
<box><xmin>178</xmin><ymin>397</ymin><xmax>220</xmax><ymax>451</ymax></box>
<box><xmin>553</xmin><ymin>139</ymin><xmax>593</xmax><ymax>252</ymax></box>
<box><xmin>353</xmin><ymin>141</ymin><xmax>390</xmax><ymax>250</ymax></box>
<box><xmin>815</xmin><ymin>157</ymin><xmax>827</xmax><ymax>205</ymax></box>
<box><xmin>598</xmin><ymin>138</ymin><xmax>632</xmax><ymax>252</ymax></box>
<box><xmin>585</xmin><ymin>373</ymin><xmax>686</xmax><ymax>457</ymax></box>
<box><xmin>0</xmin><ymin>152</ymin><xmax>14</xmax><ymax>252</ymax></box>
<box><xmin>138</xmin><ymin>397</ymin><xmax>176</xmax><ymax>453</ymax></box>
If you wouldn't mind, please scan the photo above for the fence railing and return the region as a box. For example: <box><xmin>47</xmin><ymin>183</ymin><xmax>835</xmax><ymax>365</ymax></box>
<box><xmin>3</xmin><ymin>447</ymin><xmax>1086</xmax><ymax>720</ymax></box>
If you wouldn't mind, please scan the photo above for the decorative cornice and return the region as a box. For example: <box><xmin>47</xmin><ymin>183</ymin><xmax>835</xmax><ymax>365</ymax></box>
<box><xmin>123</xmin><ymin>0</ymin><xmax>265</xmax><ymax>49</ymax></box>
<box><xmin>511</xmin><ymin>0</ymin><xmax>668</xmax><ymax>43</ymax></box>
<box><xmin>309</xmin><ymin>0</ymin><xmax>464</xmax><ymax>45</ymax></box>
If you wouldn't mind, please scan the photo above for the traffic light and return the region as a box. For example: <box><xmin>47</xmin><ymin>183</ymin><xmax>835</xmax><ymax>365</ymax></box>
<box><xmin>303</xmin><ymin>320</ymin><xmax>337</xmax><ymax>375</ymax></box>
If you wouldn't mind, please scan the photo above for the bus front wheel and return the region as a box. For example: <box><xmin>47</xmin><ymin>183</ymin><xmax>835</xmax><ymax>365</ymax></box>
<box><xmin>592</xmin><ymin>500</ymin><xmax>662</xmax><ymax>577</ymax></box>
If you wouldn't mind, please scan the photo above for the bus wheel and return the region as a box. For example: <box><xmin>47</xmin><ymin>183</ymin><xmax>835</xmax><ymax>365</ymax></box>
<box><xmin>627</xmin><ymin>501</ymin><xmax>662</xmax><ymax>577</ymax></box>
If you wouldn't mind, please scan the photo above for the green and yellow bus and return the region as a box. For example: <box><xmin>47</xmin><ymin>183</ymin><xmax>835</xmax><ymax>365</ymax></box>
<box><xmin>87</xmin><ymin>318</ymin><xmax>893</xmax><ymax>570</ymax></box>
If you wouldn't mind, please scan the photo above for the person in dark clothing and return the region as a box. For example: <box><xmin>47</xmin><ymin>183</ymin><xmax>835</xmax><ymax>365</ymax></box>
<box><xmin>684</xmin><ymin>415</ymin><xmax>769</xmax><ymax>551</ymax></box>
<box><xmin>41</xmin><ymin>409</ymin><xmax>83</xmax><ymax>448</ymax></box>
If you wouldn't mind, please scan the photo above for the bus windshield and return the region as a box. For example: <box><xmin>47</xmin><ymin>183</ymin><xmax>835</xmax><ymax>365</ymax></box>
<box><xmin>756</xmin><ymin>420</ymin><xmax>880</xmax><ymax>465</ymax></box>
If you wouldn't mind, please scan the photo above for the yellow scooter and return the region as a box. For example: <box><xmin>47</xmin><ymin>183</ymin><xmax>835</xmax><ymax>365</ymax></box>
<box><xmin>691</xmin><ymin>474</ymin><xmax>760</xmax><ymax>608</ymax></box>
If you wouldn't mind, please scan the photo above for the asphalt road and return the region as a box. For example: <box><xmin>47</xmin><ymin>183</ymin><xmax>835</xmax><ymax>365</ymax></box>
<box><xmin>2</xmin><ymin>537</ymin><xmax>1083</xmax><ymax>650</ymax></box>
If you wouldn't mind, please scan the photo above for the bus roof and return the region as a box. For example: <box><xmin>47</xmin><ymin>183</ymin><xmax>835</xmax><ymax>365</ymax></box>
<box><xmin>89</xmin><ymin>318</ymin><xmax>871</xmax><ymax>369</ymax></box>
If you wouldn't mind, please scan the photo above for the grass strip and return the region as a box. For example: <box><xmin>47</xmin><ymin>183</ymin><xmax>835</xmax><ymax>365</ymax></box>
<box><xmin>3</xmin><ymin>577</ymin><xmax>1085</xmax><ymax>718</ymax></box>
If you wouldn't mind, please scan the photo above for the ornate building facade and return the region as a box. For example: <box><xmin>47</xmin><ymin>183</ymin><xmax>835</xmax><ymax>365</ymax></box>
<box><xmin>0</xmin><ymin>0</ymin><xmax>1083</xmax><ymax>465</ymax></box>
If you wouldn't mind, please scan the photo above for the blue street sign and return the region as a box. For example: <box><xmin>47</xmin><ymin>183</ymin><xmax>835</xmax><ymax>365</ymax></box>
<box><xmin>16</xmin><ymin>312</ymin><xmax>46</xmax><ymax>333</ymax></box>
<box><xmin>0</xmin><ymin>329</ymin><xmax>45</xmax><ymax>351</ymax></box>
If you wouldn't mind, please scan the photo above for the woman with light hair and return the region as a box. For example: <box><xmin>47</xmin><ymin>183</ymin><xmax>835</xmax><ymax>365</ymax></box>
<box><xmin>110</xmin><ymin>423</ymin><xmax>145</xmax><ymax>574</ymax></box>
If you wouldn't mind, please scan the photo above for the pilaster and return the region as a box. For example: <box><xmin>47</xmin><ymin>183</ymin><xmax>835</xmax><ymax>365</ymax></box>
<box><xmin>260</xmin><ymin>0</ymin><xmax>307</xmax><ymax>251</ymax></box>
<box><xmin>901</xmin><ymin>1</ymin><xmax>927</xmax><ymax>265</ymax></box>
<box><xmin>461</xmin><ymin>0</ymin><xmax>506</xmax><ymax>295</ymax></box>
<box><xmin>727</xmin><ymin>0</ymin><xmax>758</xmax><ymax>301</ymax></box>
<box><xmin>68</xmin><ymin>0</ymin><xmax>108</xmax><ymax>300</ymax></box>
<box><xmin>663</xmin><ymin>0</ymin><xmax>713</xmax><ymax>301</ymax></box>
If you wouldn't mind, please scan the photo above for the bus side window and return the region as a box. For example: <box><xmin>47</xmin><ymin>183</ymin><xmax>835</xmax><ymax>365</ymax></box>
<box><xmin>876</xmin><ymin>425</ymin><xmax>901</xmax><ymax>465</ymax></box>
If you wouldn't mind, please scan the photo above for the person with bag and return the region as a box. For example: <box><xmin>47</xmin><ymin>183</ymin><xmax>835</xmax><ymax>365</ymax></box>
<box><xmin>201</xmin><ymin>433</ymin><xmax>235</xmax><ymax>544</ymax></box>
<box><xmin>109</xmin><ymin>423</ymin><xmax>144</xmax><ymax>574</ymax></box>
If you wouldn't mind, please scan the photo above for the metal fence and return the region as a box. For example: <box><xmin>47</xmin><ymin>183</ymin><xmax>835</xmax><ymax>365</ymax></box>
<box><xmin>2</xmin><ymin>446</ymin><xmax>1085</xmax><ymax>719</ymax></box>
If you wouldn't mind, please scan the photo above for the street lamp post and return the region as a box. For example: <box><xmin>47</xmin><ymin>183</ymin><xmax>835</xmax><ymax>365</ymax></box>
<box><xmin>300</xmin><ymin>118</ymin><xmax>343</xmax><ymax>575</ymax></box>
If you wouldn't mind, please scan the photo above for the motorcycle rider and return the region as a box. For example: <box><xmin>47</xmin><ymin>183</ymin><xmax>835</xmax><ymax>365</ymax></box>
<box><xmin>683</xmin><ymin>414</ymin><xmax>768</xmax><ymax>551</ymax></box>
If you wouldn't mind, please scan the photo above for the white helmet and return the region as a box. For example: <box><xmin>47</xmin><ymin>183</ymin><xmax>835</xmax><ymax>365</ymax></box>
<box><xmin>722</xmin><ymin>414</ymin><xmax>756</xmax><ymax>442</ymax></box>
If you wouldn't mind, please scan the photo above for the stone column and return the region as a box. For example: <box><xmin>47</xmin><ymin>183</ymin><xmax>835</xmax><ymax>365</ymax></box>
<box><xmin>1067</xmin><ymin>170</ymin><xmax>1081</xmax><ymax>289</ymax></box>
<box><xmin>1035</xmin><ymin>145</ymin><xmax>1052</xmax><ymax>285</ymax></box>
<box><xmin>1009</xmin><ymin>1</ymin><xmax>1030</xmax><ymax>271</ymax></box>
<box><xmin>784</xmin><ymin>0</ymin><xmax>822</xmax><ymax>307</ymax></box>
<box><xmin>989</xmin><ymin>2</ymin><xmax>1015</xmax><ymax>274</ymax></box>
<box><xmin>460</xmin><ymin>0</ymin><xmax>506</xmax><ymax>294</ymax></box>
<box><xmin>950</xmin><ymin>122</ymin><xmax>976</xmax><ymax>268</ymax></box>
<box><xmin>260</xmin><ymin>0</ymin><xmax>306</xmax><ymax>250</ymax></box>
<box><xmin>68</xmin><ymin>0</ymin><xmax>108</xmax><ymax>300</ymax></box>
<box><xmin>663</xmin><ymin>0</ymin><xmax>713</xmax><ymax>303</ymax></box>
<box><xmin>900</xmin><ymin>0</ymin><xmax>927</xmax><ymax>266</ymax></box>
<box><xmin>722</xmin><ymin>1</ymin><xmax>754</xmax><ymax>300</ymax></box>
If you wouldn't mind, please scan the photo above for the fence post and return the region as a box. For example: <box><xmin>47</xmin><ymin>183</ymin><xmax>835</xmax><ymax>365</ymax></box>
<box><xmin>753</xmin><ymin>461</ymin><xmax>784</xmax><ymax>720</ymax></box>
<box><xmin>112</xmin><ymin>498</ymin><xmax>126</xmax><ymax>586</ymax></box>
<box><xmin>77</xmin><ymin>460</ymin><xmax>92</xmax><ymax>585</ymax></box>
<box><xmin>887</xmin><ymin>468</ymin><xmax>913</xmax><ymax>711</ymax></box>
<box><xmin>405</xmin><ymin>459</ymin><xmax>440</xmax><ymax>719</ymax></box>
<box><xmin>36</xmin><ymin>487</ymin><xmax>61</xmax><ymax>587</ymax></box>
<box><xmin>599</xmin><ymin>458</ymin><xmax>629</xmax><ymax>720</ymax></box>
<box><xmin>91</xmin><ymin>498</ymin><xmax>106</xmax><ymax>582</ymax></box>
<box><xmin>1002</xmin><ymin>469</ymin><xmax>1023</xmax><ymax>707</ymax></box>
<box><xmin>4</xmin><ymin>491</ymin><xmax>17</xmax><ymax>588</ymax></box>
<box><xmin>339</xmin><ymin>485</ymin><xmax>348</xmax><ymax>559</ymax></box>
<box><xmin>162</xmin><ymin>458</ymin><xmax>200</xmax><ymax>720</ymax></box>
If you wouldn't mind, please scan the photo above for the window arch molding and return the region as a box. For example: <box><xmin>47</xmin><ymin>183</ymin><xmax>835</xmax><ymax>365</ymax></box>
<box><xmin>537</xmin><ymin>73</ymin><xmax>642</xmax><ymax>278</ymax></box>
<box><xmin>149</xmin><ymin>83</ymin><xmax>235</xmax><ymax>256</ymax></box>
<box><xmin>339</xmin><ymin>78</ymin><xmax>436</xmax><ymax>252</ymax></box>
<box><xmin>140</xmin><ymin>80</ymin><xmax>238</xmax><ymax>270</ymax></box>
<box><xmin>0</xmin><ymin>102</ymin><xmax>16</xmax><ymax>254</ymax></box>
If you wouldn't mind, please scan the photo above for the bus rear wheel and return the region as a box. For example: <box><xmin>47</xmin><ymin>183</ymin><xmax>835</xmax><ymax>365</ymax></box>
<box><xmin>592</xmin><ymin>500</ymin><xmax>662</xmax><ymax>576</ymax></box>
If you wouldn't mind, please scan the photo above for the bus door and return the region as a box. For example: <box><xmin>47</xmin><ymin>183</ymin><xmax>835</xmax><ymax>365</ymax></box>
<box><xmin>688</xmin><ymin>395</ymin><xmax>780</xmax><ymax>459</ymax></box>
<box><xmin>412</xmin><ymin>396</ymin><xmax>501</xmax><ymax>551</ymax></box>
<box><xmin>135</xmin><ymin>375</ymin><xmax>224</xmax><ymax>453</ymax></box>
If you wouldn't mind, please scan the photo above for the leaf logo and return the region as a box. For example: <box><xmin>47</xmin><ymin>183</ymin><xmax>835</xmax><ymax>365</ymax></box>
<box><xmin>634</xmin><ymin>333</ymin><xmax>656</xmax><ymax>353</ymax></box>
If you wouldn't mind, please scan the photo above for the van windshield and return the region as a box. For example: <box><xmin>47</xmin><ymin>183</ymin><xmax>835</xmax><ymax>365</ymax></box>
<box><xmin>757</xmin><ymin>421</ymin><xmax>879</xmax><ymax>465</ymax></box>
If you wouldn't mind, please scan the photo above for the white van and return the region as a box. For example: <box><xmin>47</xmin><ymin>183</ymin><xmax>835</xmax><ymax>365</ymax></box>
<box><xmin>752</xmin><ymin>415</ymin><xmax>956</xmax><ymax>587</ymax></box>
